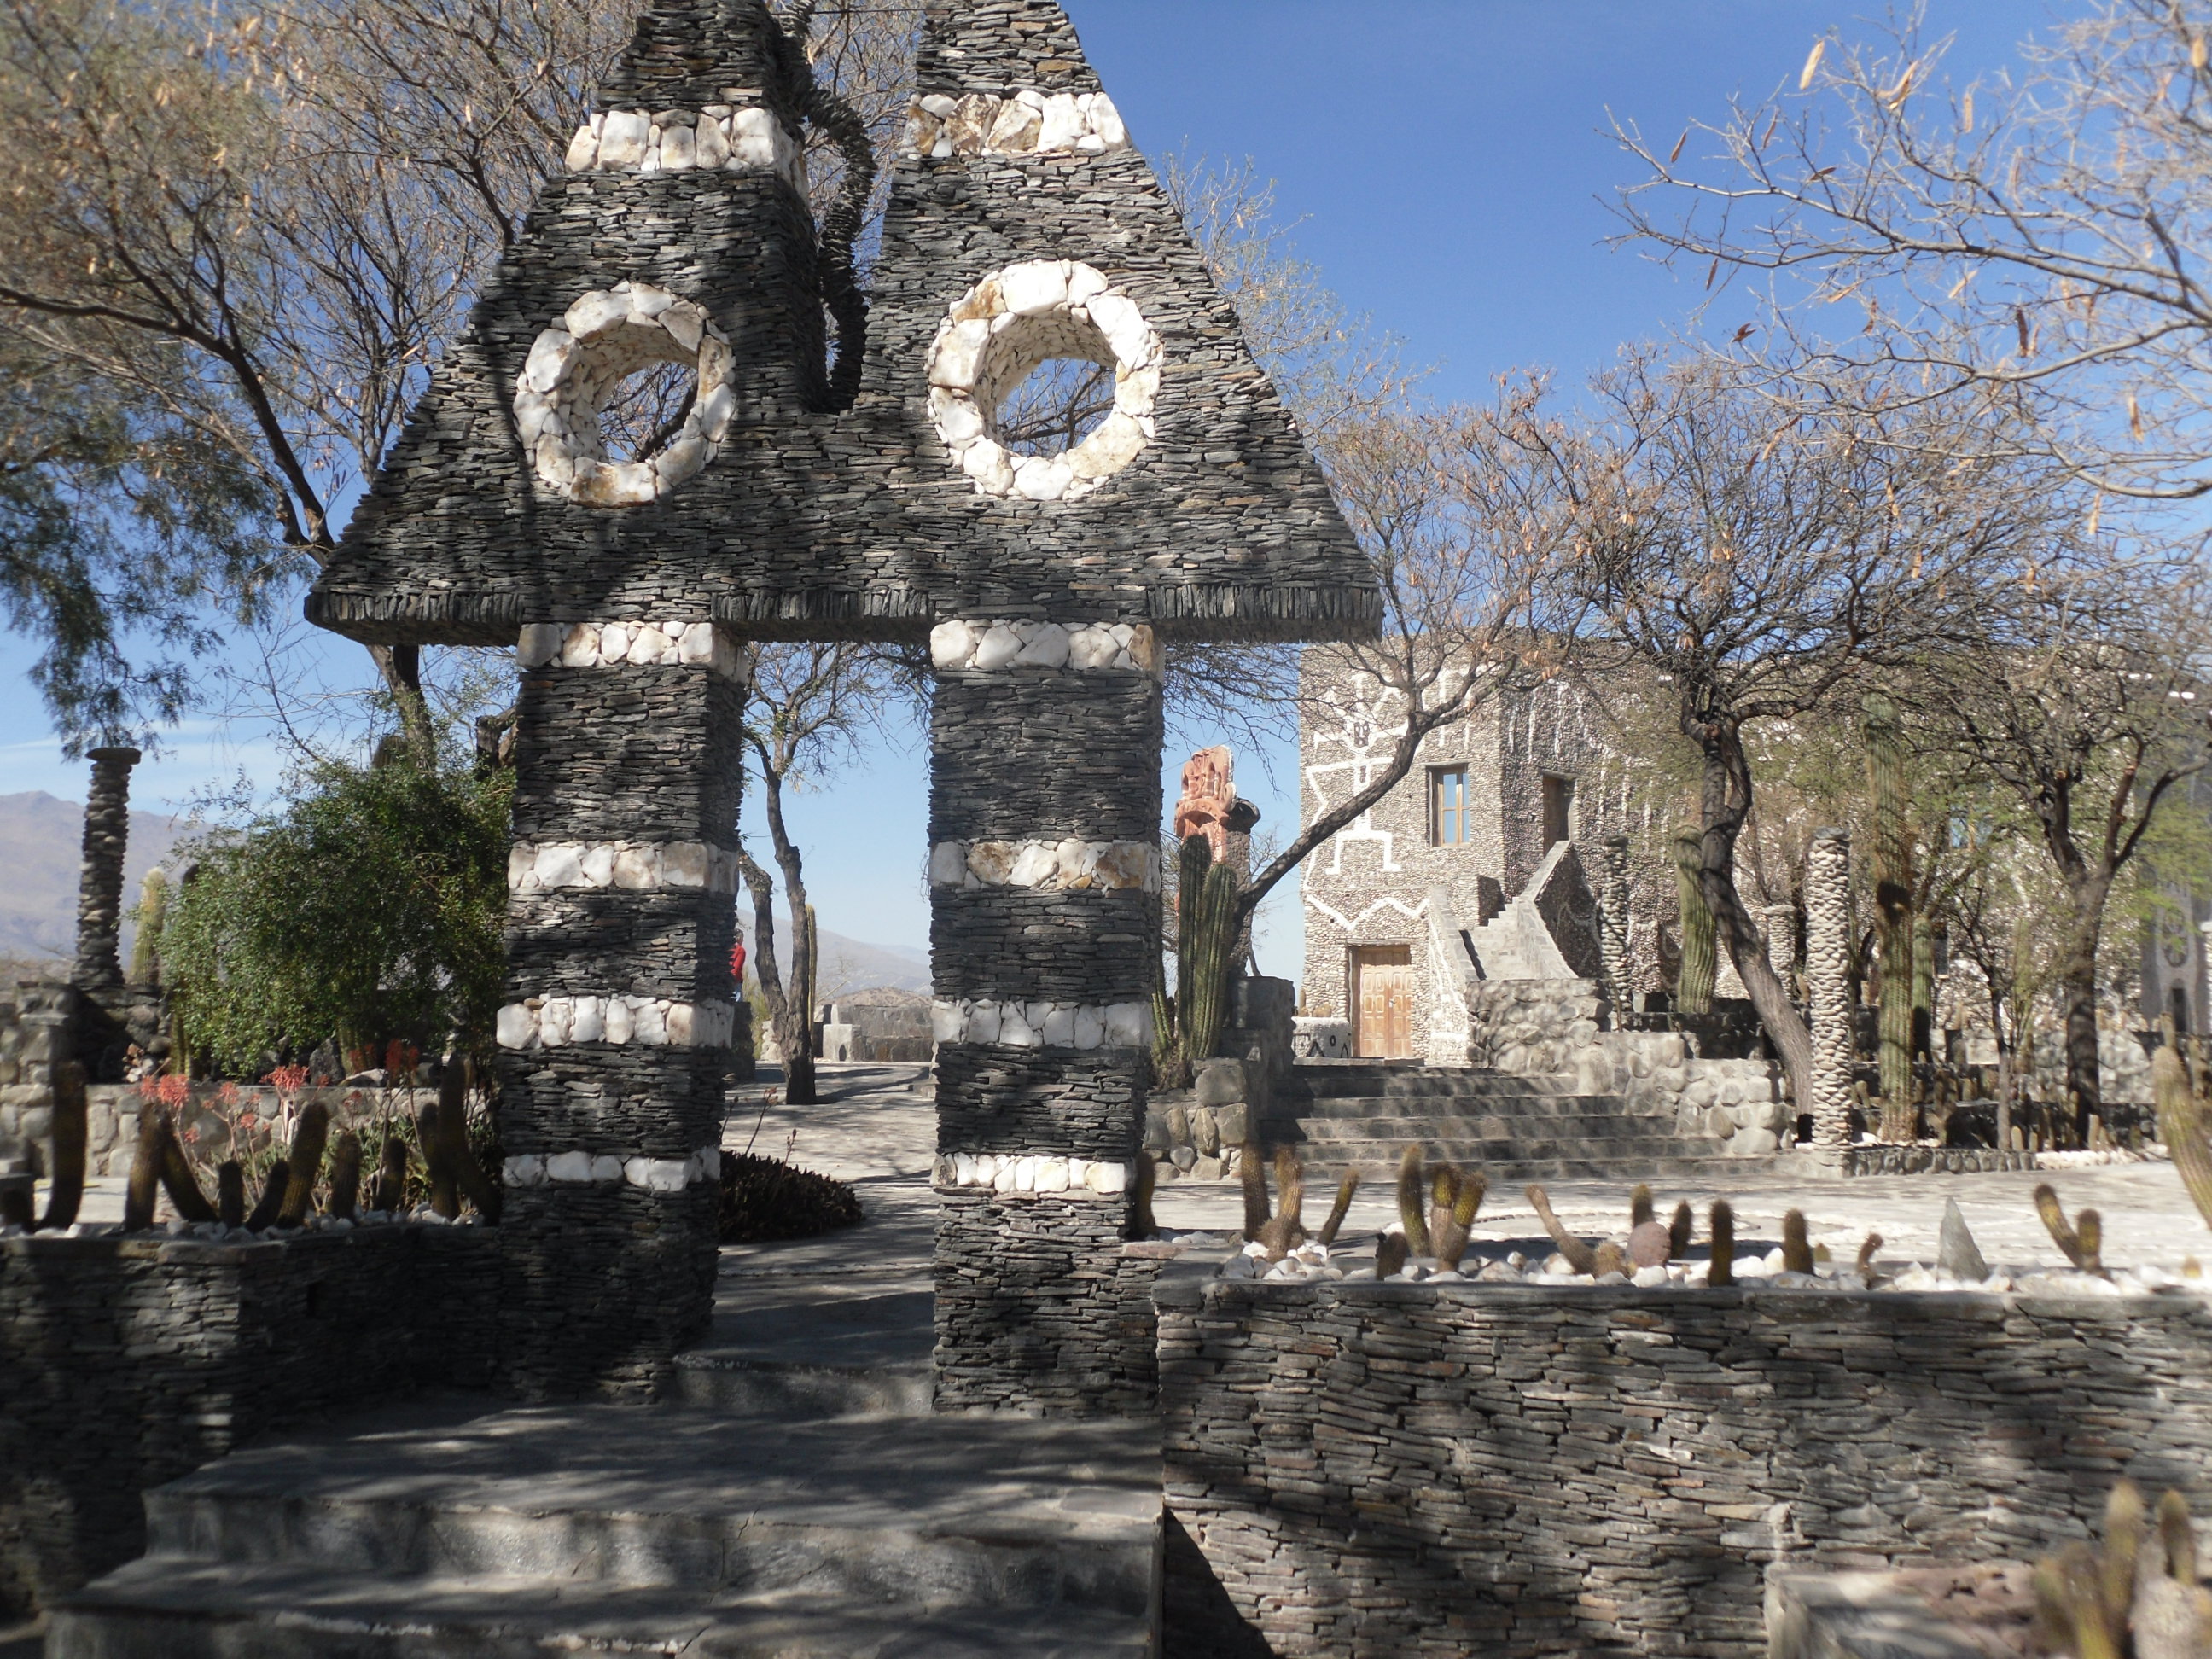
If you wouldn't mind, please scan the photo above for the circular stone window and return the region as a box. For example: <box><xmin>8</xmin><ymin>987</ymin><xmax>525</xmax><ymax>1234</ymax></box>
<box><xmin>513</xmin><ymin>282</ymin><xmax>736</xmax><ymax>508</ymax></box>
<box><xmin>927</xmin><ymin>259</ymin><xmax>1161</xmax><ymax>503</ymax></box>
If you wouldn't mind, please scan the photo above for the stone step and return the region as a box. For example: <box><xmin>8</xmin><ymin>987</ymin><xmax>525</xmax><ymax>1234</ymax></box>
<box><xmin>1260</xmin><ymin>1144</ymin><xmax>1758</xmax><ymax>1182</ymax></box>
<box><xmin>669</xmin><ymin>1271</ymin><xmax>934</xmax><ymax>1418</ymax></box>
<box><xmin>1284</xmin><ymin>1068</ymin><xmax>1589</xmax><ymax>1102</ymax></box>
<box><xmin>47</xmin><ymin>1560</ymin><xmax>1152</xmax><ymax>1659</ymax></box>
<box><xmin>134</xmin><ymin>1403</ymin><xmax>1159</xmax><ymax>1612</ymax></box>
<box><xmin>1272</xmin><ymin>1126</ymin><xmax>1726</xmax><ymax>1158</ymax></box>
<box><xmin>1274</xmin><ymin>1101</ymin><xmax>1654</xmax><ymax>1127</ymax></box>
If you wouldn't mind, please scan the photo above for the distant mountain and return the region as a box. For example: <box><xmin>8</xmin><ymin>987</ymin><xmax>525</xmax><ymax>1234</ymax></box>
<box><xmin>0</xmin><ymin>791</ymin><xmax>188</xmax><ymax>967</ymax></box>
<box><xmin>738</xmin><ymin>916</ymin><xmax>931</xmax><ymax>998</ymax></box>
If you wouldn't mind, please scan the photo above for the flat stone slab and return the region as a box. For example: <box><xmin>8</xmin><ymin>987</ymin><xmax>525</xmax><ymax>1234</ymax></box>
<box><xmin>674</xmin><ymin>1269</ymin><xmax>934</xmax><ymax>1416</ymax></box>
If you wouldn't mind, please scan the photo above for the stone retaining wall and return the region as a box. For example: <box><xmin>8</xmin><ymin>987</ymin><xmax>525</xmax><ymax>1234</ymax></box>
<box><xmin>1155</xmin><ymin>1266</ymin><xmax>2212</xmax><ymax>1658</ymax></box>
<box><xmin>0</xmin><ymin>1225</ymin><xmax>498</xmax><ymax>1615</ymax></box>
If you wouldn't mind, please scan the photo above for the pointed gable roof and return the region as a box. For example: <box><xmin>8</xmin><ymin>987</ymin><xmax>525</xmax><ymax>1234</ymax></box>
<box><xmin>307</xmin><ymin>0</ymin><xmax>1377</xmax><ymax>646</ymax></box>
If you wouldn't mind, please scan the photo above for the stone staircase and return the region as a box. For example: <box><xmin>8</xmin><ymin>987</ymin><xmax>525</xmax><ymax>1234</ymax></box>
<box><xmin>1259</xmin><ymin>1059</ymin><xmax>1743</xmax><ymax>1183</ymax></box>
<box><xmin>44</xmin><ymin>1267</ymin><xmax>1158</xmax><ymax>1658</ymax></box>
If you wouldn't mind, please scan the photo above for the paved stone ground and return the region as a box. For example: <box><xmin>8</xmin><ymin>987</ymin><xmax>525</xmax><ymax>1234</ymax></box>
<box><xmin>726</xmin><ymin>1062</ymin><xmax>2212</xmax><ymax>1276</ymax></box>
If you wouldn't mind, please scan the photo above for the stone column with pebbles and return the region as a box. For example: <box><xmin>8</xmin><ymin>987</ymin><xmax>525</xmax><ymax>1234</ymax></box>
<box><xmin>925</xmin><ymin>618</ymin><xmax>1163</xmax><ymax>1415</ymax></box>
<box><xmin>73</xmin><ymin>746</ymin><xmax>140</xmax><ymax>992</ymax></box>
<box><xmin>1598</xmin><ymin>834</ymin><xmax>1633</xmax><ymax>1022</ymax></box>
<box><xmin>1806</xmin><ymin>829</ymin><xmax>1855</xmax><ymax>1147</ymax></box>
<box><xmin>493</xmin><ymin>620</ymin><xmax>748</xmax><ymax>1398</ymax></box>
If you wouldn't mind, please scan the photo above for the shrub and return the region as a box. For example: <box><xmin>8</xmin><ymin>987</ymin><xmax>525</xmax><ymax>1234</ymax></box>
<box><xmin>717</xmin><ymin>1155</ymin><xmax>864</xmax><ymax>1243</ymax></box>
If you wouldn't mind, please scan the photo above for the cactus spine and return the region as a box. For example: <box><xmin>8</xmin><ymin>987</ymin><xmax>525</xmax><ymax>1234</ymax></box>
<box><xmin>1782</xmin><ymin>1208</ymin><xmax>1813</xmax><ymax>1274</ymax></box>
<box><xmin>1435</xmin><ymin>1173</ymin><xmax>1487</xmax><ymax>1270</ymax></box>
<box><xmin>1672</xmin><ymin>824</ymin><xmax>1715</xmax><ymax>1016</ymax></box>
<box><xmin>1398</xmin><ymin>1146</ymin><xmax>1431</xmax><ymax>1256</ymax></box>
<box><xmin>39</xmin><ymin>1061</ymin><xmax>87</xmax><ymax>1230</ymax></box>
<box><xmin>1179</xmin><ymin>859</ymin><xmax>1239</xmax><ymax>1070</ymax></box>
<box><xmin>1865</xmin><ymin>692</ymin><xmax>1918</xmax><ymax>1138</ymax></box>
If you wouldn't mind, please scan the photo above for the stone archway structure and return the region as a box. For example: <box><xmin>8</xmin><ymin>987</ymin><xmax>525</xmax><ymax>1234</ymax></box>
<box><xmin>309</xmin><ymin>0</ymin><xmax>1377</xmax><ymax>1406</ymax></box>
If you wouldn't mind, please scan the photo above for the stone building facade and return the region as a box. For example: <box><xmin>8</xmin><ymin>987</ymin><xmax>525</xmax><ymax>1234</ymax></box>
<box><xmin>1299</xmin><ymin>647</ymin><xmax>1668</xmax><ymax>1059</ymax></box>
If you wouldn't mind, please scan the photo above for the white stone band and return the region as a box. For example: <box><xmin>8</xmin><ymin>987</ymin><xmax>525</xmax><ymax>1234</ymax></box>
<box><xmin>504</xmin><ymin>1145</ymin><xmax>722</xmax><ymax>1193</ymax></box>
<box><xmin>933</xmin><ymin>1152</ymin><xmax>1132</xmax><ymax>1196</ymax></box>
<box><xmin>903</xmin><ymin>90</ymin><xmax>1129</xmax><ymax>159</ymax></box>
<box><xmin>508</xmin><ymin>841</ymin><xmax>742</xmax><ymax>896</ymax></box>
<box><xmin>931</xmin><ymin>999</ymin><xmax>1152</xmax><ymax>1050</ymax></box>
<box><xmin>566</xmin><ymin>106</ymin><xmax>804</xmax><ymax>184</ymax></box>
<box><xmin>928</xmin><ymin>262</ymin><xmax>1160</xmax><ymax>501</ymax></box>
<box><xmin>928</xmin><ymin>620</ymin><xmax>1157</xmax><ymax>673</ymax></box>
<box><xmin>496</xmin><ymin>997</ymin><xmax>737</xmax><ymax>1051</ymax></box>
<box><xmin>928</xmin><ymin>839</ymin><xmax>1157</xmax><ymax>894</ymax></box>
<box><xmin>518</xmin><ymin>621</ymin><xmax>749</xmax><ymax>679</ymax></box>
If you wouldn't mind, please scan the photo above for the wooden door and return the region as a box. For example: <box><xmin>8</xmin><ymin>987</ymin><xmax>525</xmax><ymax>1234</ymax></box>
<box><xmin>1352</xmin><ymin>945</ymin><xmax>1415</xmax><ymax>1058</ymax></box>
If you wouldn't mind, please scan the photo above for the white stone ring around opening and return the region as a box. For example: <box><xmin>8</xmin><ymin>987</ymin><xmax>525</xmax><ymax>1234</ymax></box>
<box><xmin>926</xmin><ymin>259</ymin><xmax>1162</xmax><ymax>503</ymax></box>
<box><xmin>515</xmin><ymin>283</ymin><xmax>736</xmax><ymax>508</ymax></box>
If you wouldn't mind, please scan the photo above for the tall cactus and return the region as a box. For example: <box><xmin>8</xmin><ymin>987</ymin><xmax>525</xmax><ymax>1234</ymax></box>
<box><xmin>1865</xmin><ymin>692</ymin><xmax>1917</xmax><ymax>1138</ymax></box>
<box><xmin>130</xmin><ymin>869</ymin><xmax>167</xmax><ymax>986</ymax></box>
<box><xmin>38</xmin><ymin>1061</ymin><xmax>87</xmax><ymax>1230</ymax></box>
<box><xmin>1178</xmin><ymin>851</ymin><xmax>1239</xmax><ymax>1068</ymax></box>
<box><xmin>2155</xmin><ymin>1043</ymin><xmax>2212</xmax><ymax>1232</ymax></box>
<box><xmin>1672</xmin><ymin>824</ymin><xmax>1714</xmax><ymax>1016</ymax></box>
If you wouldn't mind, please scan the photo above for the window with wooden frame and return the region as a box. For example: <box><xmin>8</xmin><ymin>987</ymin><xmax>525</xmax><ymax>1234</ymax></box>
<box><xmin>1430</xmin><ymin>765</ymin><xmax>1472</xmax><ymax>847</ymax></box>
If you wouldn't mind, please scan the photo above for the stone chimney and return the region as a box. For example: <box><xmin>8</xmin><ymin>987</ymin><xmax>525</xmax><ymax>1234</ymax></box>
<box><xmin>73</xmin><ymin>746</ymin><xmax>140</xmax><ymax>992</ymax></box>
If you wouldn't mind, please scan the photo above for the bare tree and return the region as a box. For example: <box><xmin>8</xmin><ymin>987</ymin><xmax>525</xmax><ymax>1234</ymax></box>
<box><xmin>735</xmin><ymin>641</ymin><xmax>922</xmax><ymax>1105</ymax></box>
<box><xmin>1615</xmin><ymin>1</ymin><xmax>2212</xmax><ymax>501</ymax></box>
<box><xmin>1905</xmin><ymin>553</ymin><xmax>2211</xmax><ymax>1135</ymax></box>
<box><xmin>1501</xmin><ymin>350</ymin><xmax>2061</xmax><ymax>1114</ymax></box>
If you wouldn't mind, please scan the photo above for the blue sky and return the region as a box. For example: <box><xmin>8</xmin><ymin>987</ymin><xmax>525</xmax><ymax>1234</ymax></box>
<box><xmin>0</xmin><ymin>0</ymin><xmax>2035</xmax><ymax>981</ymax></box>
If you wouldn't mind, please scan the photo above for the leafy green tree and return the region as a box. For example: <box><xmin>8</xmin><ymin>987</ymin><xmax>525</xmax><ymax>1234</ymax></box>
<box><xmin>160</xmin><ymin>756</ymin><xmax>511</xmax><ymax>1074</ymax></box>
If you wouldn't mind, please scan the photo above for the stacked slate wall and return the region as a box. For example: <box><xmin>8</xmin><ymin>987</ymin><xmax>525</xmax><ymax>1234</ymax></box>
<box><xmin>0</xmin><ymin>1226</ymin><xmax>498</xmax><ymax>1615</ymax></box>
<box><xmin>929</xmin><ymin>661</ymin><xmax>1162</xmax><ymax>1414</ymax></box>
<box><xmin>1155</xmin><ymin>1268</ymin><xmax>2212</xmax><ymax>1658</ymax></box>
<box><xmin>495</xmin><ymin>641</ymin><xmax>747</xmax><ymax>1398</ymax></box>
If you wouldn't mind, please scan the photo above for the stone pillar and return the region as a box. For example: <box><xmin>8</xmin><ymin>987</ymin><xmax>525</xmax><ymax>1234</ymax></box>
<box><xmin>492</xmin><ymin>621</ymin><xmax>748</xmax><ymax>1399</ymax></box>
<box><xmin>1806</xmin><ymin>829</ymin><xmax>1854</xmax><ymax>1148</ymax></box>
<box><xmin>1764</xmin><ymin>903</ymin><xmax>1796</xmax><ymax>993</ymax></box>
<box><xmin>924</xmin><ymin>619</ymin><xmax>1162</xmax><ymax>1417</ymax></box>
<box><xmin>73</xmin><ymin>747</ymin><xmax>140</xmax><ymax>992</ymax></box>
<box><xmin>1598</xmin><ymin>835</ymin><xmax>1633</xmax><ymax>1023</ymax></box>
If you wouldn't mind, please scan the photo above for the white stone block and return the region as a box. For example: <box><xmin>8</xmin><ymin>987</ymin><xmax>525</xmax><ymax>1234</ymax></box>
<box><xmin>972</xmin><ymin>624</ymin><xmax>1023</xmax><ymax>672</ymax></box>
<box><xmin>931</xmin><ymin>1001</ymin><xmax>967</xmax><ymax>1043</ymax></box>
<box><xmin>517</xmin><ymin>622</ymin><xmax>563</xmax><ymax>668</ymax></box>
<box><xmin>564</xmin><ymin>124</ymin><xmax>600</xmax><ymax>170</ymax></box>
<box><xmin>604</xmin><ymin>998</ymin><xmax>635</xmax><ymax>1045</ymax></box>
<box><xmin>1037</xmin><ymin>95</ymin><xmax>1085</xmax><ymax>151</ymax></box>
<box><xmin>696</xmin><ymin>1147</ymin><xmax>720</xmax><ymax>1180</ymax></box>
<box><xmin>953</xmin><ymin>1151</ymin><xmax>977</xmax><ymax>1185</ymax></box>
<box><xmin>999</xmin><ymin>1004</ymin><xmax>1041</xmax><ymax>1047</ymax></box>
<box><xmin>563</xmin><ymin>289</ymin><xmax>631</xmax><ymax>340</ymax></box>
<box><xmin>928</xmin><ymin>841</ymin><xmax>970</xmax><ymax>887</ymax></box>
<box><xmin>657</xmin><ymin>842</ymin><xmax>710</xmax><ymax>892</ymax></box>
<box><xmin>568</xmin><ymin>997</ymin><xmax>605</xmax><ymax>1045</ymax></box>
<box><xmin>1066</xmin><ymin>625</ymin><xmax>1116</xmax><ymax>670</ymax></box>
<box><xmin>508</xmin><ymin>843</ymin><xmax>537</xmax><ymax>891</ymax></box>
<box><xmin>1014</xmin><ymin>1155</ymin><xmax>1039</xmax><ymax>1192</ymax></box>
<box><xmin>597</xmin><ymin>109</ymin><xmax>649</xmax><ymax>167</ymax></box>
<box><xmin>540</xmin><ymin>998</ymin><xmax>573</xmax><ymax>1047</ymax></box>
<box><xmin>1072</xmin><ymin>1006</ymin><xmax>1105</xmax><ymax>1050</ymax></box>
<box><xmin>677</xmin><ymin>622</ymin><xmax>716</xmax><ymax>664</ymax></box>
<box><xmin>632</xmin><ymin>1000</ymin><xmax>669</xmax><ymax>1045</ymax></box>
<box><xmin>1086</xmin><ymin>1160</ymin><xmax>1129</xmax><ymax>1195</ymax></box>
<box><xmin>666</xmin><ymin>1004</ymin><xmax>695</xmax><ymax>1044</ymax></box>
<box><xmin>922</xmin><ymin>93</ymin><xmax>957</xmax><ymax>117</ymax></box>
<box><xmin>929</xmin><ymin>619</ymin><xmax>976</xmax><ymax>669</ymax></box>
<box><xmin>1013</xmin><ymin>455</ymin><xmax>1074</xmax><ymax>501</ymax></box>
<box><xmin>614</xmin><ymin>846</ymin><xmax>661</xmax><ymax>889</ymax></box>
<box><xmin>1068</xmin><ymin>1157</ymin><xmax>1091</xmax><ymax>1186</ymax></box>
<box><xmin>589</xmin><ymin>1154</ymin><xmax>626</xmax><ymax>1183</ymax></box>
<box><xmin>1086</xmin><ymin>293</ymin><xmax>1150</xmax><ymax>368</ymax></box>
<box><xmin>1008</xmin><ymin>842</ymin><xmax>1057</xmax><ymax>888</ymax></box>
<box><xmin>1091</xmin><ymin>94</ymin><xmax>1127</xmax><ymax>148</ymax></box>
<box><xmin>655</xmin><ymin>434</ymin><xmax>707</xmax><ymax>486</ymax></box>
<box><xmin>503</xmin><ymin>1153</ymin><xmax>548</xmax><ymax>1188</ymax></box>
<box><xmin>657</xmin><ymin>123</ymin><xmax>696</xmax><ymax>171</ymax></box>
<box><xmin>1103</xmin><ymin>1003</ymin><xmax>1151</xmax><ymax>1048</ymax></box>
<box><xmin>522</xmin><ymin>329</ymin><xmax>577</xmax><ymax>395</ymax></box>
<box><xmin>626</xmin><ymin>1155</ymin><xmax>690</xmax><ymax>1193</ymax></box>
<box><xmin>558</xmin><ymin>625</ymin><xmax>599</xmax><ymax>667</ymax></box>
<box><xmin>966</xmin><ymin>1002</ymin><xmax>1002</xmax><ymax>1045</ymax></box>
<box><xmin>1013</xmin><ymin>623</ymin><xmax>1071</xmax><ymax>668</ymax></box>
<box><xmin>961</xmin><ymin>440</ymin><xmax>1014</xmax><ymax>494</ymax></box>
<box><xmin>698</xmin><ymin>383</ymin><xmax>737</xmax><ymax>444</ymax></box>
<box><xmin>496</xmin><ymin>1003</ymin><xmax>537</xmax><ymax>1050</ymax></box>
<box><xmin>579</xmin><ymin>845</ymin><xmax>616</xmax><ymax>888</ymax></box>
<box><xmin>1039</xmin><ymin>1004</ymin><xmax>1075</xmax><ymax>1046</ymax></box>
<box><xmin>694</xmin><ymin>114</ymin><xmax>730</xmax><ymax>168</ymax></box>
<box><xmin>930</xmin><ymin>319</ymin><xmax>991</xmax><ymax>389</ymax></box>
<box><xmin>1000</xmin><ymin>259</ymin><xmax>1071</xmax><ymax>315</ymax></box>
<box><xmin>597</xmin><ymin>622</ymin><xmax>632</xmax><ymax>663</ymax></box>
<box><xmin>545</xmin><ymin>1150</ymin><xmax>594</xmax><ymax>1184</ymax></box>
